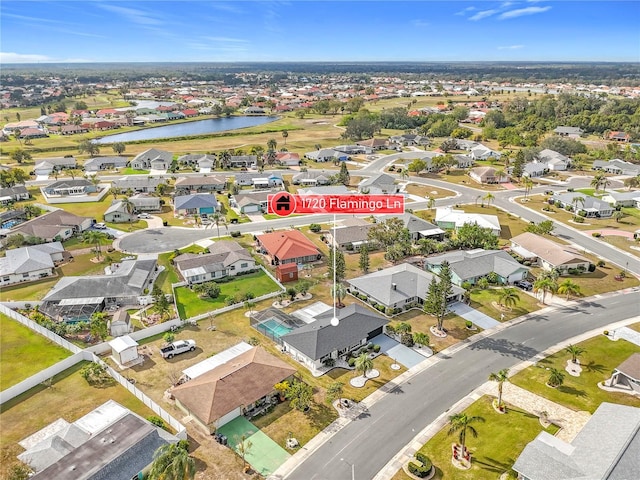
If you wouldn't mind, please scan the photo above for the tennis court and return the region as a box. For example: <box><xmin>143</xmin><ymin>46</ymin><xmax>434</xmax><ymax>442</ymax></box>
<box><xmin>217</xmin><ymin>416</ymin><xmax>291</xmax><ymax>476</ymax></box>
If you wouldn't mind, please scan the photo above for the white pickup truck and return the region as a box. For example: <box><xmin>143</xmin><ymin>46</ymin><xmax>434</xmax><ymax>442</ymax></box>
<box><xmin>159</xmin><ymin>339</ymin><xmax>196</xmax><ymax>359</ymax></box>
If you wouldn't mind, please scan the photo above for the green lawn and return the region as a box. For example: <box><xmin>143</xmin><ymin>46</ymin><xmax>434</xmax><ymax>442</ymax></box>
<box><xmin>470</xmin><ymin>288</ymin><xmax>541</xmax><ymax>322</ymax></box>
<box><xmin>156</xmin><ymin>244</ymin><xmax>204</xmax><ymax>293</ymax></box>
<box><xmin>121</xmin><ymin>167</ymin><xmax>150</xmax><ymax>175</ymax></box>
<box><xmin>511</xmin><ymin>332</ymin><xmax>640</xmax><ymax>413</ymax></box>
<box><xmin>0</xmin><ymin>276</ymin><xmax>60</xmax><ymax>301</ymax></box>
<box><xmin>174</xmin><ymin>270</ymin><xmax>282</xmax><ymax>319</ymax></box>
<box><xmin>405</xmin><ymin>396</ymin><xmax>559</xmax><ymax>480</ymax></box>
<box><xmin>0</xmin><ymin>314</ymin><xmax>72</xmax><ymax>390</ymax></box>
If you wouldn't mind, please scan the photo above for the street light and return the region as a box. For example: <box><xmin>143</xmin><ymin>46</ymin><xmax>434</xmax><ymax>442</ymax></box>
<box><xmin>340</xmin><ymin>458</ymin><xmax>355</xmax><ymax>480</ymax></box>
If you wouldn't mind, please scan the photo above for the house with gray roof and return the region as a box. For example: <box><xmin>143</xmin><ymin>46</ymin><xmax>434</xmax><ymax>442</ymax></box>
<box><xmin>378</xmin><ymin>213</ymin><xmax>445</xmax><ymax>241</ymax></box>
<box><xmin>593</xmin><ymin>158</ymin><xmax>640</xmax><ymax>176</ymax></box>
<box><xmin>358</xmin><ymin>173</ymin><xmax>398</xmax><ymax>194</ymax></box>
<box><xmin>470</xmin><ymin>145</ymin><xmax>501</xmax><ymax>161</ymax></box>
<box><xmin>231</xmin><ymin>190</ymin><xmax>272</xmax><ymax>213</ymax></box>
<box><xmin>33</xmin><ymin>157</ymin><xmax>77</xmax><ymax>176</ymax></box>
<box><xmin>41</xmin><ymin>257</ymin><xmax>157</xmax><ymax>322</ymax></box>
<box><xmin>425</xmin><ymin>249</ymin><xmax>528</xmax><ymax>286</ymax></box>
<box><xmin>523</xmin><ymin>162</ymin><xmax>548</xmax><ymax>178</ymax></box>
<box><xmin>42</xmin><ymin>179</ymin><xmax>97</xmax><ymax>197</ymax></box>
<box><xmin>84</xmin><ymin>156</ymin><xmax>128</xmax><ymax>172</ymax></box>
<box><xmin>174</xmin><ymin>175</ymin><xmax>226</xmax><ymax>194</ymax></box>
<box><xmin>0</xmin><ymin>241</ymin><xmax>64</xmax><ymax>287</ymax></box>
<box><xmin>327</xmin><ymin>221</ymin><xmax>375</xmax><ymax>250</ymax></box>
<box><xmin>602</xmin><ymin>190</ymin><xmax>640</xmax><ymax>208</ymax></box>
<box><xmin>104</xmin><ymin>200</ymin><xmax>137</xmax><ymax>223</ymax></box>
<box><xmin>0</xmin><ymin>185</ymin><xmax>30</xmax><ymax>204</ymax></box>
<box><xmin>174</xmin><ymin>193</ymin><xmax>219</xmax><ymax>216</ymax></box>
<box><xmin>455</xmin><ymin>139</ymin><xmax>480</xmax><ymax>151</ymax></box>
<box><xmin>305</xmin><ymin>148</ymin><xmax>348</xmax><ymax>163</ymax></box>
<box><xmin>513</xmin><ymin>402</ymin><xmax>640</xmax><ymax>480</ymax></box>
<box><xmin>8</xmin><ymin>210</ymin><xmax>92</xmax><ymax>243</ymax></box>
<box><xmin>130</xmin><ymin>148</ymin><xmax>172</xmax><ymax>170</ymax></box>
<box><xmin>174</xmin><ymin>240</ymin><xmax>256</xmax><ymax>284</ymax></box>
<box><xmin>235</xmin><ymin>172</ymin><xmax>283</xmax><ymax>188</ymax></box>
<box><xmin>228</xmin><ymin>154</ymin><xmax>257</xmax><ymax>168</ymax></box>
<box><xmin>537</xmin><ymin>149</ymin><xmax>570</xmax><ymax>171</ymax></box>
<box><xmin>553</xmin><ymin>126</ymin><xmax>584</xmax><ymax>138</ymax></box>
<box><xmin>112</xmin><ymin>176</ymin><xmax>164</xmax><ymax>193</ymax></box>
<box><xmin>280</xmin><ymin>303</ymin><xmax>388</xmax><ymax>371</ymax></box>
<box><xmin>551</xmin><ymin>192</ymin><xmax>614</xmax><ymax>218</ymax></box>
<box><xmin>453</xmin><ymin>154</ymin><xmax>474</xmax><ymax>168</ymax></box>
<box><xmin>177</xmin><ymin>154</ymin><xmax>217</xmax><ymax>172</ymax></box>
<box><xmin>348</xmin><ymin>263</ymin><xmax>464</xmax><ymax>311</ymax></box>
<box><xmin>130</xmin><ymin>193</ymin><xmax>161</xmax><ymax>212</ymax></box>
<box><xmin>298</xmin><ymin>185</ymin><xmax>351</xmax><ymax>196</ymax></box>
<box><xmin>292</xmin><ymin>171</ymin><xmax>333</xmax><ymax>186</ymax></box>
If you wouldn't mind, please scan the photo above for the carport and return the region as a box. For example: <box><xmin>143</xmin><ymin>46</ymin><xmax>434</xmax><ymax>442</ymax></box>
<box><xmin>370</xmin><ymin>334</ymin><xmax>427</xmax><ymax>369</ymax></box>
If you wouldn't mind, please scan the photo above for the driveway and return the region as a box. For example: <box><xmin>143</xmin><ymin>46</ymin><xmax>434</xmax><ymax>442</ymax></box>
<box><xmin>370</xmin><ymin>334</ymin><xmax>427</xmax><ymax>369</ymax></box>
<box><xmin>449</xmin><ymin>302</ymin><xmax>501</xmax><ymax>329</ymax></box>
<box><xmin>118</xmin><ymin>227</ymin><xmax>215</xmax><ymax>254</ymax></box>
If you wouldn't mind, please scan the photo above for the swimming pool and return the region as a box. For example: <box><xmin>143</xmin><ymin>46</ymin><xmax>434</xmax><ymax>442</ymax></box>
<box><xmin>256</xmin><ymin>318</ymin><xmax>294</xmax><ymax>339</ymax></box>
<box><xmin>1</xmin><ymin>219</ymin><xmax>22</xmax><ymax>229</ymax></box>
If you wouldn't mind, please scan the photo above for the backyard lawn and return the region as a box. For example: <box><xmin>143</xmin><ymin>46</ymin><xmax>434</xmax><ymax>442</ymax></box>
<box><xmin>0</xmin><ymin>314</ymin><xmax>72</xmax><ymax>390</ymax></box>
<box><xmin>404</xmin><ymin>184</ymin><xmax>457</xmax><ymax>200</ymax></box>
<box><xmin>391</xmin><ymin>396</ymin><xmax>559</xmax><ymax>480</ymax></box>
<box><xmin>510</xmin><ymin>331</ymin><xmax>640</xmax><ymax>413</ymax></box>
<box><xmin>470</xmin><ymin>288</ymin><xmax>541</xmax><ymax>322</ymax></box>
<box><xmin>174</xmin><ymin>270</ymin><xmax>282</xmax><ymax>319</ymax></box>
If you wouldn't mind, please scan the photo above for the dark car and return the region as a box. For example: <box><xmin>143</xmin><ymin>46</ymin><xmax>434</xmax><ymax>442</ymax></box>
<box><xmin>544</xmin><ymin>190</ymin><xmax>554</xmax><ymax>195</ymax></box>
<box><xmin>514</xmin><ymin>280</ymin><xmax>533</xmax><ymax>291</ymax></box>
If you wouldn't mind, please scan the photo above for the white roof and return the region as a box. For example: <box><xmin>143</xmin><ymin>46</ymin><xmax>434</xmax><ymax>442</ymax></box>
<box><xmin>182</xmin><ymin>341</ymin><xmax>253</xmax><ymax>380</ymax></box>
<box><xmin>108</xmin><ymin>335</ymin><xmax>138</xmax><ymax>353</ymax></box>
<box><xmin>73</xmin><ymin>400</ymin><xmax>129</xmax><ymax>435</ymax></box>
<box><xmin>291</xmin><ymin>301</ymin><xmax>332</xmax><ymax>324</ymax></box>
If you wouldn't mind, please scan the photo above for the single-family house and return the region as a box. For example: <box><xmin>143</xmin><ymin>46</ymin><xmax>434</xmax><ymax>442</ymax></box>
<box><xmin>377</xmin><ymin>213</ymin><xmax>446</xmax><ymax>241</ymax></box>
<box><xmin>604</xmin><ymin>353</ymin><xmax>640</xmax><ymax>394</ymax></box>
<box><xmin>103</xmin><ymin>200</ymin><xmax>137</xmax><ymax>223</ymax></box>
<box><xmin>298</xmin><ymin>185</ymin><xmax>351</xmax><ymax>196</ymax></box>
<box><xmin>20</xmin><ymin>400</ymin><xmax>180</xmax><ymax>480</ymax></box>
<box><xmin>228</xmin><ymin>155</ymin><xmax>257</xmax><ymax>168</ymax></box>
<box><xmin>231</xmin><ymin>191</ymin><xmax>271</xmax><ymax>213</ymax></box>
<box><xmin>42</xmin><ymin>179</ymin><xmax>97</xmax><ymax>197</ymax></box>
<box><xmin>537</xmin><ymin>149</ymin><xmax>570</xmax><ymax>171</ymax></box>
<box><xmin>83</xmin><ymin>156</ymin><xmax>128</xmax><ymax>172</ymax></box>
<box><xmin>356</xmin><ymin>138</ymin><xmax>388</xmax><ymax>150</ymax></box>
<box><xmin>510</xmin><ymin>232</ymin><xmax>590</xmax><ymax>273</ymax></box>
<box><xmin>292</xmin><ymin>171</ymin><xmax>333</xmax><ymax>186</ymax></box>
<box><xmin>0</xmin><ymin>241</ymin><xmax>64</xmax><ymax>287</ymax></box>
<box><xmin>174</xmin><ymin>241</ymin><xmax>256</xmax><ymax>284</ymax></box>
<box><xmin>130</xmin><ymin>193</ymin><xmax>162</xmax><ymax>212</ymax></box>
<box><xmin>256</xmin><ymin>230</ymin><xmax>321</xmax><ymax>265</ymax></box>
<box><xmin>551</xmin><ymin>192</ymin><xmax>614</xmax><ymax>218</ymax></box>
<box><xmin>469</xmin><ymin>166</ymin><xmax>509</xmax><ymax>184</ymax></box>
<box><xmin>174</xmin><ymin>175</ymin><xmax>226</xmax><ymax>194</ymax></box>
<box><xmin>513</xmin><ymin>403</ymin><xmax>640</xmax><ymax>480</ymax></box>
<box><xmin>358</xmin><ymin>173</ymin><xmax>398</xmax><ymax>194</ymax></box>
<box><xmin>453</xmin><ymin>154</ymin><xmax>474</xmax><ymax>168</ymax></box>
<box><xmin>327</xmin><ymin>218</ymin><xmax>375</xmax><ymax>250</ymax></box>
<box><xmin>9</xmin><ymin>210</ymin><xmax>92</xmax><ymax>242</ymax></box>
<box><xmin>592</xmin><ymin>159</ymin><xmax>640</xmax><ymax>176</ymax></box>
<box><xmin>601</xmin><ymin>190</ymin><xmax>640</xmax><ymax>208</ymax></box>
<box><xmin>523</xmin><ymin>162</ymin><xmax>548</xmax><ymax>178</ymax></box>
<box><xmin>0</xmin><ymin>185</ymin><xmax>30</xmax><ymax>204</ymax></box>
<box><xmin>112</xmin><ymin>176</ymin><xmax>164</xmax><ymax>193</ymax></box>
<box><xmin>40</xmin><ymin>257</ymin><xmax>157</xmax><ymax>322</ymax></box>
<box><xmin>435</xmin><ymin>207</ymin><xmax>501</xmax><ymax>235</ymax></box>
<box><xmin>305</xmin><ymin>148</ymin><xmax>348</xmax><ymax>163</ymax></box>
<box><xmin>18</xmin><ymin>128</ymin><xmax>49</xmax><ymax>139</ymax></box>
<box><xmin>389</xmin><ymin>133</ymin><xmax>422</xmax><ymax>146</ymax></box>
<box><xmin>608</xmin><ymin>131</ymin><xmax>631</xmax><ymax>142</ymax></box>
<box><xmin>470</xmin><ymin>145</ymin><xmax>501</xmax><ymax>160</ymax></box>
<box><xmin>174</xmin><ymin>193</ymin><xmax>219</xmax><ymax>216</ymax></box>
<box><xmin>280</xmin><ymin>303</ymin><xmax>388</xmax><ymax>371</ymax></box>
<box><xmin>172</xmin><ymin>346</ymin><xmax>296</xmax><ymax>432</ymax></box>
<box><xmin>348</xmin><ymin>263</ymin><xmax>465</xmax><ymax>310</ymax></box>
<box><xmin>276</xmin><ymin>152</ymin><xmax>301</xmax><ymax>166</ymax></box>
<box><xmin>130</xmin><ymin>148</ymin><xmax>172</xmax><ymax>170</ymax></box>
<box><xmin>235</xmin><ymin>172</ymin><xmax>283</xmax><ymax>188</ymax></box>
<box><xmin>455</xmin><ymin>139</ymin><xmax>480</xmax><ymax>151</ymax></box>
<box><xmin>554</xmin><ymin>126</ymin><xmax>584</xmax><ymax>138</ymax></box>
<box><xmin>425</xmin><ymin>249</ymin><xmax>528</xmax><ymax>286</ymax></box>
<box><xmin>33</xmin><ymin>157</ymin><xmax>77</xmax><ymax>176</ymax></box>
<box><xmin>177</xmin><ymin>154</ymin><xmax>216</xmax><ymax>170</ymax></box>
<box><xmin>244</xmin><ymin>106</ymin><xmax>266</xmax><ymax>114</ymax></box>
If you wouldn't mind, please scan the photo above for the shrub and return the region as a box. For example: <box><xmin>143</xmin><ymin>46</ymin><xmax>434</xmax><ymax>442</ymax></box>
<box><xmin>386</xmin><ymin>325</ymin><xmax>396</xmax><ymax>335</ymax></box>
<box><xmin>163</xmin><ymin>220</ymin><xmax>168</xmax><ymax>226</ymax></box>
<box><xmin>465</xmin><ymin>320</ymin><xmax>473</xmax><ymax>329</ymax></box>
<box><xmin>366</xmin><ymin>342</ymin><xmax>374</xmax><ymax>350</ymax></box>
<box><xmin>592</xmin><ymin>232</ymin><xmax>601</xmax><ymax>237</ymax></box>
<box><xmin>400</xmin><ymin>332</ymin><xmax>414</xmax><ymax>347</ymax></box>
<box><xmin>408</xmin><ymin>452</ymin><xmax>433</xmax><ymax>477</ymax></box>
<box><xmin>376</xmin><ymin>304</ymin><xmax>386</xmax><ymax>313</ymax></box>
<box><xmin>604</xmin><ymin>330</ymin><xmax>609</xmax><ymax>336</ymax></box>
<box><xmin>147</xmin><ymin>416</ymin><xmax>167</xmax><ymax>430</ymax></box>
<box><xmin>309</xmin><ymin>223</ymin><xmax>321</xmax><ymax>233</ymax></box>
<box><xmin>373</xmin><ymin>344</ymin><xmax>381</xmax><ymax>353</ymax></box>
<box><xmin>348</xmin><ymin>357</ymin><xmax>356</xmax><ymax>367</ymax></box>
<box><xmin>385</xmin><ymin>307</ymin><xmax>394</xmax><ymax>316</ymax></box>
<box><xmin>322</xmin><ymin>357</ymin><xmax>335</xmax><ymax>367</ymax></box>
<box><xmin>573</xmin><ymin>216</ymin><xmax>584</xmax><ymax>223</ymax></box>
<box><xmin>230</xmin><ymin>230</ymin><xmax>241</xmax><ymax>237</ymax></box>
<box><xmin>597</xmin><ymin>260</ymin><xmax>605</xmax><ymax>267</ymax></box>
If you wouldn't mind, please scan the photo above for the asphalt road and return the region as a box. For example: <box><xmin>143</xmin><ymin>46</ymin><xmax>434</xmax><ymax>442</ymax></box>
<box><xmin>283</xmin><ymin>291</ymin><xmax>640</xmax><ymax>480</ymax></box>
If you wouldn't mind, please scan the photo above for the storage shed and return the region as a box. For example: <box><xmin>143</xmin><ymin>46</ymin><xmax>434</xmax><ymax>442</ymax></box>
<box><xmin>109</xmin><ymin>335</ymin><xmax>139</xmax><ymax>367</ymax></box>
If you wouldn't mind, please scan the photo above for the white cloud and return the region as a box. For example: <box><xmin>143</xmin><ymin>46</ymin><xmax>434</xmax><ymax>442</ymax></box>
<box><xmin>98</xmin><ymin>5</ymin><xmax>163</xmax><ymax>26</ymax></box>
<box><xmin>202</xmin><ymin>36</ymin><xmax>250</xmax><ymax>44</ymax></box>
<box><xmin>499</xmin><ymin>6</ymin><xmax>551</xmax><ymax>19</ymax></box>
<box><xmin>455</xmin><ymin>6</ymin><xmax>476</xmax><ymax>16</ymax></box>
<box><xmin>0</xmin><ymin>52</ymin><xmax>91</xmax><ymax>63</ymax></box>
<box><xmin>498</xmin><ymin>45</ymin><xmax>524</xmax><ymax>50</ymax></box>
<box><xmin>469</xmin><ymin>9</ymin><xmax>498</xmax><ymax>21</ymax></box>
<box><xmin>412</xmin><ymin>19</ymin><xmax>430</xmax><ymax>27</ymax></box>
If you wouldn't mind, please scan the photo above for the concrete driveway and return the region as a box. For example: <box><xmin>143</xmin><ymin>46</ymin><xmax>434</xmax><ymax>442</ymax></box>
<box><xmin>449</xmin><ymin>302</ymin><xmax>500</xmax><ymax>329</ymax></box>
<box><xmin>370</xmin><ymin>334</ymin><xmax>427</xmax><ymax>369</ymax></box>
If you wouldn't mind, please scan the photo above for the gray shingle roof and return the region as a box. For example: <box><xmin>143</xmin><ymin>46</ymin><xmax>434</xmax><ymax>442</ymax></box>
<box><xmin>281</xmin><ymin>304</ymin><xmax>387</xmax><ymax>360</ymax></box>
<box><xmin>426</xmin><ymin>249</ymin><xmax>526</xmax><ymax>282</ymax></box>
<box><xmin>175</xmin><ymin>242</ymin><xmax>253</xmax><ymax>276</ymax></box>
<box><xmin>378</xmin><ymin>213</ymin><xmax>440</xmax><ymax>236</ymax></box>
<box><xmin>174</xmin><ymin>193</ymin><xmax>219</xmax><ymax>211</ymax></box>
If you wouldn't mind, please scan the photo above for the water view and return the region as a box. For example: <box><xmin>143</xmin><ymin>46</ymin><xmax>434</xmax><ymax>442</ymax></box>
<box><xmin>94</xmin><ymin>115</ymin><xmax>278</xmax><ymax>143</ymax></box>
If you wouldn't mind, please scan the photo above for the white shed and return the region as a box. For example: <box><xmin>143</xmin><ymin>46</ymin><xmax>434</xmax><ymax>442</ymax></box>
<box><xmin>109</xmin><ymin>335</ymin><xmax>139</xmax><ymax>367</ymax></box>
<box><xmin>109</xmin><ymin>310</ymin><xmax>131</xmax><ymax>337</ymax></box>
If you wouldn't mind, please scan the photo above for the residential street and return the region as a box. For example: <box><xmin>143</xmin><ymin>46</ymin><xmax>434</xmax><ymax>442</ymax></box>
<box><xmin>280</xmin><ymin>291</ymin><xmax>640</xmax><ymax>480</ymax></box>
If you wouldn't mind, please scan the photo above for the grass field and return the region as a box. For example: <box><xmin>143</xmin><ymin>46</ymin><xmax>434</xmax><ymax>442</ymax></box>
<box><xmin>404</xmin><ymin>184</ymin><xmax>457</xmax><ymax>200</ymax></box>
<box><xmin>391</xmin><ymin>396</ymin><xmax>560</xmax><ymax>480</ymax></box>
<box><xmin>510</xmin><ymin>331</ymin><xmax>640</xmax><ymax>413</ymax></box>
<box><xmin>0</xmin><ymin>314</ymin><xmax>72</xmax><ymax>390</ymax></box>
<box><xmin>174</xmin><ymin>270</ymin><xmax>282</xmax><ymax>319</ymax></box>
<box><xmin>469</xmin><ymin>288</ymin><xmax>541</xmax><ymax>322</ymax></box>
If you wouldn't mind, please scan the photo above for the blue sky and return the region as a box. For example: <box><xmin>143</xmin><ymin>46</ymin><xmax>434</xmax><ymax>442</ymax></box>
<box><xmin>1</xmin><ymin>1</ymin><xmax>639</xmax><ymax>63</ymax></box>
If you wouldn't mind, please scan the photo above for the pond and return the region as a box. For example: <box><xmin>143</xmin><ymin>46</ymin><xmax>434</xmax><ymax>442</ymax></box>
<box><xmin>94</xmin><ymin>115</ymin><xmax>278</xmax><ymax>144</ymax></box>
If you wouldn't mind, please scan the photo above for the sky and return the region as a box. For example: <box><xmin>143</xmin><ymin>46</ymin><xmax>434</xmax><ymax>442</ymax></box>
<box><xmin>1</xmin><ymin>1</ymin><xmax>639</xmax><ymax>63</ymax></box>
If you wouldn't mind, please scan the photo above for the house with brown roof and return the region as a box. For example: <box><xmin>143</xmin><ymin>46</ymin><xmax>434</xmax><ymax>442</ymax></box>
<box><xmin>510</xmin><ymin>232</ymin><xmax>590</xmax><ymax>273</ymax></box>
<box><xmin>604</xmin><ymin>353</ymin><xmax>640</xmax><ymax>394</ymax></box>
<box><xmin>356</xmin><ymin>138</ymin><xmax>388</xmax><ymax>150</ymax></box>
<box><xmin>171</xmin><ymin>347</ymin><xmax>296</xmax><ymax>432</ymax></box>
<box><xmin>469</xmin><ymin>166</ymin><xmax>508</xmax><ymax>184</ymax></box>
<box><xmin>256</xmin><ymin>230</ymin><xmax>321</xmax><ymax>265</ymax></box>
<box><xmin>7</xmin><ymin>210</ymin><xmax>92</xmax><ymax>243</ymax></box>
<box><xmin>608</xmin><ymin>131</ymin><xmax>631</xmax><ymax>142</ymax></box>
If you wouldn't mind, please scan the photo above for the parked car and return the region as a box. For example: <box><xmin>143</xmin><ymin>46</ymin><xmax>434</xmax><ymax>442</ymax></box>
<box><xmin>514</xmin><ymin>280</ymin><xmax>533</xmax><ymax>291</ymax></box>
<box><xmin>160</xmin><ymin>339</ymin><xmax>196</xmax><ymax>359</ymax></box>
<box><xmin>544</xmin><ymin>190</ymin><xmax>554</xmax><ymax>195</ymax></box>
<box><xmin>94</xmin><ymin>222</ymin><xmax>107</xmax><ymax>229</ymax></box>
<box><xmin>137</xmin><ymin>213</ymin><xmax>151</xmax><ymax>219</ymax></box>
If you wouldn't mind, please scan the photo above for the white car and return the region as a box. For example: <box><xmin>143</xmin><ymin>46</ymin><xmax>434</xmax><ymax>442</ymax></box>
<box><xmin>94</xmin><ymin>222</ymin><xmax>107</xmax><ymax>229</ymax></box>
<box><xmin>137</xmin><ymin>213</ymin><xmax>151</xmax><ymax>219</ymax></box>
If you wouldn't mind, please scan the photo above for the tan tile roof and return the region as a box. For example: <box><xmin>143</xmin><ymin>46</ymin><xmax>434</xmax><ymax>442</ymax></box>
<box><xmin>511</xmin><ymin>232</ymin><xmax>588</xmax><ymax>267</ymax></box>
<box><xmin>171</xmin><ymin>347</ymin><xmax>295</xmax><ymax>424</ymax></box>
<box><xmin>616</xmin><ymin>353</ymin><xmax>640</xmax><ymax>381</ymax></box>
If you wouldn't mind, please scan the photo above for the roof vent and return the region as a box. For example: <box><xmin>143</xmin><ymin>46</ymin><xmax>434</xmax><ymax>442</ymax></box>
<box><xmin>392</xmin><ymin>283</ymin><xmax>397</xmax><ymax>290</ymax></box>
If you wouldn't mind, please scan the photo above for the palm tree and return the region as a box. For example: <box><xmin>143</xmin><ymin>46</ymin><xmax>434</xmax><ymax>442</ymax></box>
<box><xmin>612</xmin><ymin>210</ymin><xmax>626</xmax><ymax>223</ymax></box>
<box><xmin>427</xmin><ymin>196</ymin><xmax>436</xmax><ymax>210</ymax></box>
<box><xmin>413</xmin><ymin>332</ymin><xmax>430</xmax><ymax>348</ymax></box>
<box><xmin>498</xmin><ymin>287</ymin><xmax>520</xmax><ymax>310</ymax></box>
<box><xmin>355</xmin><ymin>352</ymin><xmax>373</xmax><ymax>378</ymax></box>
<box><xmin>571</xmin><ymin>195</ymin><xmax>585</xmax><ymax>220</ymax></box>
<box><xmin>282</xmin><ymin>130</ymin><xmax>288</xmax><ymax>145</ymax></box>
<box><xmin>331</xmin><ymin>283</ymin><xmax>347</xmax><ymax>308</ymax></box>
<box><xmin>267</xmin><ymin>138</ymin><xmax>277</xmax><ymax>151</ymax></box>
<box><xmin>399</xmin><ymin>168</ymin><xmax>409</xmax><ymax>181</ymax></box>
<box><xmin>219</xmin><ymin>149</ymin><xmax>231</xmax><ymax>169</ymax></box>
<box><xmin>395</xmin><ymin>322</ymin><xmax>412</xmax><ymax>334</ymax></box>
<box><xmin>448</xmin><ymin>413</ymin><xmax>485</xmax><ymax>457</ymax></box>
<box><xmin>547</xmin><ymin>368</ymin><xmax>565</xmax><ymax>388</ymax></box>
<box><xmin>558</xmin><ymin>279</ymin><xmax>581</xmax><ymax>300</ymax></box>
<box><xmin>148</xmin><ymin>441</ymin><xmax>196</xmax><ymax>480</ymax></box>
<box><xmin>482</xmin><ymin>192</ymin><xmax>494</xmax><ymax>207</ymax></box>
<box><xmin>121</xmin><ymin>197</ymin><xmax>135</xmax><ymax>216</ymax></box>
<box><xmin>488</xmin><ymin>368</ymin><xmax>509</xmax><ymax>408</ymax></box>
<box><xmin>522</xmin><ymin>177</ymin><xmax>534</xmax><ymax>199</ymax></box>
<box><xmin>533</xmin><ymin>277</ymin><xmax>557</xmax><ymax>305</ymax></box>
<box><xmin>565</xmin><ymin>344</ymin><xmax>586</xmax><ymax>364</ymax></box>
<box><xmin>83</xmin><ymin>230</ymin><xmax>108</xmax><ymax>261</ymax></box>
<box><xmin>210</xmin><ymin>212</ymin><xmax>226</xmax><ymax>238</ymax></box>
<box><xmin>590</xmin><ymin>173</ymin><xmax>606</xmax><ymax>192</ymax></box>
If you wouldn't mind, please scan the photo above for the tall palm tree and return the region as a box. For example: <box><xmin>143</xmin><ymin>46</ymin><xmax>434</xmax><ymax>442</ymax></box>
<box><xmin>488</xmin><ymin>368</ymin><xmax>509</xmax><ymax>408</ymax></box>
<box><xmin>522</xmin><ymin>177</ymin><xmax>534</xmax><ymax>199</ymax></box>
<box><xmin>399</xmin><ymin>168</ymin><xmax>409</xmax><ymax>181</ymax></box>
<box><xmin>547</xmin><ymin>368</ymin><xmax>565</xmax><ymax>388</ymax></box>
<box><xmin>267</xmin><ymin>138</ymin><xmax>278</xmax><ymax>151</ymax></box>
<box><xmin>355</xmin><ymin>352</ymin><xmax>373</xmax><ymax>378</ymax></box>
<box><xmin>590</xmin><ymin>173</ymin><xmax>606</xmax><ymax>192</ymax></box>
<box><xmin>331</xmin><ymin>283</ymin><xmax>347</xmax><ymax>308</ymax></box>
<box><xmin>427</xmin><ymin>196</ymin><xmax>436</xmax><ymax>210</ymax></box>
<box><xmin>612</xmin><ymin>210</ymin><xmax>626</xmax><ymax>223</ymax></box>
<box><xmin>482</xmin><ymin>192</ymin><xmax>494</xmax><ymax>207</ymax></box>
<box><xmin>498</xmin><ymin>287</ymin><xmax>520</xmax><ymax>310</ymax></box>
<box><xmin>210</xmin><ymin>212</ymin><xmax>226</xmax><ymax>238</ymax></box>
<box><xmin>558</xmin><ymin>279</ymin><xmax>581</xmax><ymax>300</ymax></box>
<box><xmin>533</xmin><ymin>277</ymin><xmax>557</xmax><ymax>305</ymax></box>
<box><xmin>121</xmin><ymin>197</ymin><xmax>135</xmax><ymax>216</ymax></box>
<box><xmin>83</xmin><ymin>230</ymin><xmax>108</xmax><ymax>260</ymax></box>
<box><xmin>219</xmin><ymin>150</ymin><xmax>231</xmax><ymax>169</ymax></box>
<box><xmin>148</xmin><ymin>442</ymin><xmax>196</xmax><ymax>480</ymax></box>
<box><xmin>282</xmin><ymin>130</ymin><xmax>288</xmax><ymax>145</ymax></box>
<box><xmin>448</xmin><ymin>413</ymin><xmax>485</xmax><ymax>456</ymax></box>
<box><xmin>565</xmin><ymin>344</ymin><xmax>586</xmax><ymax>364</ymax></box>
<box><xmin>571</xmin><ymin>195</ymin><xmax>585</xmax><ymax>220</ymax></box>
